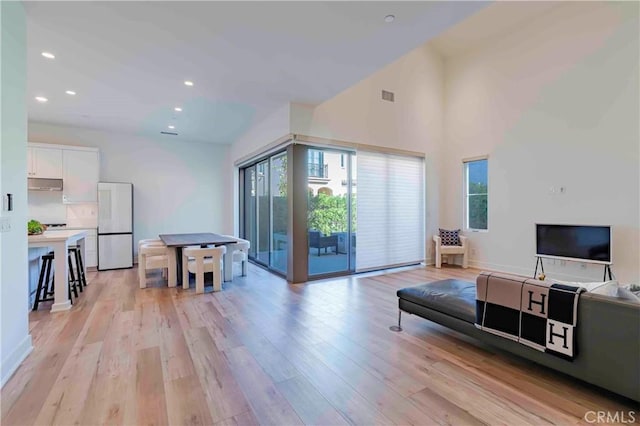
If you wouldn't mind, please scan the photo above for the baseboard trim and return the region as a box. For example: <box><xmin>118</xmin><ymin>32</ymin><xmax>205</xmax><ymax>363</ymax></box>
<box><xmin>468</xmin><ymin>259</ymin><xmax>533</xmax><ymax>277</ymax></box>
<box><xmin>1</xmin><ymin>333</ymin><xmax>33</xmax><ymax>388</ymax></box>
<box><xmin>467</xmin><ymin>259</ymin><xmax>603</xmax><ymax>282</ymax></box>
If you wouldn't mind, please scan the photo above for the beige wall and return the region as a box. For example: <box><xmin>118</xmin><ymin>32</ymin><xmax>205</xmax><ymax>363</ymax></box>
<box><xmin>291</xmin><ymin>43</ymin><xmax>444</xmax><ymax>154</ymax></box>
<box><xmin>441</xmin><ymin>2</ymin><xmax>639</xmax><ymax>282</ymax></box>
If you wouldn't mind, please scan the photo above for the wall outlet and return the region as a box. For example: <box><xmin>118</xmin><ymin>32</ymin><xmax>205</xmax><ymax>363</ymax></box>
<box><xmin>580</xmin><ymin>263</ymin><xmax>587</xmax><ymax>269</ymax></box>
<box><xmin>560</xmin><ymin>260</ymin><xmax>567</xmax><ymax>267</ymax></box>
<box><xmin>471</xmin><ymin>248</ymin><xmax>477</xmax><ymax>256</ymax></box>
<box><xmin>0</xmin><ymin>217</ymin><xmax>11</xmax><ymax>233</ymax></box>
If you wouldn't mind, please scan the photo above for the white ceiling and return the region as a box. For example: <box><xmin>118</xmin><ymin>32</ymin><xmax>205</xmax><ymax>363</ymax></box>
<box><xmin>26</xmin><ymin>1</ymin><xmax>488</xmax><ymax>144</ymax></box>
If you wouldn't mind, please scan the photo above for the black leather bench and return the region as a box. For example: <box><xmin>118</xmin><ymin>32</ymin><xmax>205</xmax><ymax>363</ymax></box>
<box><xmin>397</xmin><ymin>279</ymin><xmax>476</xmax><ymax>324</ymax></box>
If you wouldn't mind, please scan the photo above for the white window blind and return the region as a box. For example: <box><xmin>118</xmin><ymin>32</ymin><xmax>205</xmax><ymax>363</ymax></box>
<box><xmin>356</xmin><ymin>151</ymin><xmax>425</xmax><ymax>272</ymax></box>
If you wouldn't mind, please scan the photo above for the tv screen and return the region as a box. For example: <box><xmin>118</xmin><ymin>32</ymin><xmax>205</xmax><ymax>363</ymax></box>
<box><xmin>536</xmin><ymin>224</ymin><xmax>611</xmax><ymax>264</ymax></box>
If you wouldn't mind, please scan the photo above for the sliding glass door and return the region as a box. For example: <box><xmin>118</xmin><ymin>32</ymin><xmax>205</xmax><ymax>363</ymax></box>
<box><xmin>243</xmin><ymin>166</ymin><xmax>257</xmax><ymax>259</ymax></box>
<box><xmin>241</xmin><ymin>151</ymin><xmax>288</xmax><ymax>275</ymax></box>
<box><xmin>270</xmin><ymin>153</ymin><xmax>287</xmax><ymax>273</ymax></box>
<box><xmin>307</xmin><ymin>148</ymin><xmax>356</xmax><ymax>276</ymax></box>
<box><xmin>255</xmin><ymin>160</ymin><xmax>270</xmax><ymax>265</ymax></box>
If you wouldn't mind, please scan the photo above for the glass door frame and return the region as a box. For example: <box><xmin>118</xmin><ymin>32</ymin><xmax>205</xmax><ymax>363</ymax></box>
<box><xmin>269</xmin><ymin>152</ymin><xmax>288</xmax><ymax>274</ymax></box>
<box><xmin>306</xmin><ymin>147</ymin><xmax>356</xmax><ymax>278</ymax></box>
<box><xmin>239</xmin><ymin>148</ymin><xmax>288</xmax><ymax>277</ymax></box>
<box><xmin>255</xmin><ymin>159</ymin><xmax>270</xmax><ymax>266</ymax></box>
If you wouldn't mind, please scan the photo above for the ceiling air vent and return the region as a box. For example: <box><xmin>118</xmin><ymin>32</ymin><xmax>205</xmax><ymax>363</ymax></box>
<box><xmin>160</xmin><ymin>131</ymin><xmax>178</xmax><ymax>136</ymax></box>
<box><xmin>381</xmin><ymin>90</ymin><xmax>395</xmax><ymax>102</ymax></box>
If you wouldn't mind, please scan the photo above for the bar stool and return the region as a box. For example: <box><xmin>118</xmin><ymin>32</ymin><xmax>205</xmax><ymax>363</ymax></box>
<box><xmin>68</xmin><ymin>245</ymin><xmax>87</xmax><ymax>291</ymax></box>
<box><xmin>32</xmin><ymin>251</ymin><xmax>82</xmax><ymax>311</ymax></box>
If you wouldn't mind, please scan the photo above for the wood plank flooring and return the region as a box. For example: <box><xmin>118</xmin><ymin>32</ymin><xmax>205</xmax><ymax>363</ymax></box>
<box><xmin>2</xmin><ymin>264</ymin><xmax>637</xmax><ymax>425</ymax></box>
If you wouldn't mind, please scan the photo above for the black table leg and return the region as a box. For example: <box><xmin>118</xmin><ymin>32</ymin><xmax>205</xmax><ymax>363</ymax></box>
<box><xmin>175</xmin><ymin>244</ymin><xmax>210</xmax><ymax>287</ymax></box>
<box><xmin>176</xmin><ymin>246</ymin><xmax>183</xmax><ymax>285</ymax></box>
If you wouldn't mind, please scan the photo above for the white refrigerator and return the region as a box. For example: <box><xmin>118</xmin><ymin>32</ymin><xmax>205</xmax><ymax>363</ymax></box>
<box><xmin>98</xmin><ymin>182</ymin><xmax>133</xmax><ymax>270</ymax></box>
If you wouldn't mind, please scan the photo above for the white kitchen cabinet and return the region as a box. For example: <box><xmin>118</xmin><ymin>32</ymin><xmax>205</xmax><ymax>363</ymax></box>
<box><xmin>27</xmin><ymin>146</ymin><xmax>63</xmax><ymax>179</ymax></box>
<box><xmin>63</xmin><ymin>149</ymin><xmax>99</xmax><ymax>203</ymax></box>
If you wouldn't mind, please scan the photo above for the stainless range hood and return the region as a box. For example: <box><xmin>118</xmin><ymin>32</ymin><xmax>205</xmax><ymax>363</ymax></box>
<box><xmin>28</xmin><ymin>178</ymin><xmax>63</xmax><ymax>191</ymax></box>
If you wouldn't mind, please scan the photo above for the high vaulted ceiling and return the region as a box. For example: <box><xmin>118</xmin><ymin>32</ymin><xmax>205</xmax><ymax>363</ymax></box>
<box><xmin>26</xmin><ymin>1</ymin><xmax>487</xmax><ymax>144</ymax></box>
<box><xmin>431</xmin><ymin>1</ymin><xmax>562</xmax><ymax>57</ymax></box>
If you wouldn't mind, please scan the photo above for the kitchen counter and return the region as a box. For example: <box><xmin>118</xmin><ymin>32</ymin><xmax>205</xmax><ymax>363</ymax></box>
<box><xmin>34</xmin><ymin>228</ymin><xmax>98</xmax><ymax>268</ymax></box>
<box><xmin>28</xmin><ymin>230</ymin><xmax>87</xmax><ymax>312</ymax></box>
<box><xmin>29</xmin><ymin>229</ymin><xmax>88</xmax><ymax>242</ymax></box>
<box><xmin>45</xmin><ymin>226</ymin><xmax>97</xmax><ymax>231</ymax></box>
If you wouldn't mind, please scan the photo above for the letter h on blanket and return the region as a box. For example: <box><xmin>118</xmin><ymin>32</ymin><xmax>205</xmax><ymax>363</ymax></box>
<box><xmin>475</xmin><ymin>272</ymin><xmax>585</xmax><ymax>360</ymax></box>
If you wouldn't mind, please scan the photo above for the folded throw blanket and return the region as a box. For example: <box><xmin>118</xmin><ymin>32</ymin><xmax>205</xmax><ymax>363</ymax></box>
<box><xmin>475</xmin><ymin>272</ymin><xmax>585</xmax><ymax>360</ymax></box>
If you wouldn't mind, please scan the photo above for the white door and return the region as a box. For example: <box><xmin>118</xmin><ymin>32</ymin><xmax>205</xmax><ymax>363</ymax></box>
<box><xmin>98</xmin><ymin>234</ymin><xmax>133</xmax><ymax>270</ymax></box>
<box><xmin>98</xmin><ymin>183</ymin><xmax>132</xmax><ymax>234</ymax></box>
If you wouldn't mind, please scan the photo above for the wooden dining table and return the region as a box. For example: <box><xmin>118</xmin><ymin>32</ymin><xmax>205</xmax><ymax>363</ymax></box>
<box><xmin>158</xmin><ymin>233</ymin><xmax>239</xmax><ymax>286</ymax></box>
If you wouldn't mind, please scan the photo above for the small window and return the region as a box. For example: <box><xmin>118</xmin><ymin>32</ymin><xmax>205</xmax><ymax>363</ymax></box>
<box><xmin>308</xmin><ymin>150</ymin><xmax>325</xmax><ymax>178</ymax></box>
<box><xmin>464</xmin><ymin>158</ymin><xmax>488</xmax><ymax>230</ymax></box>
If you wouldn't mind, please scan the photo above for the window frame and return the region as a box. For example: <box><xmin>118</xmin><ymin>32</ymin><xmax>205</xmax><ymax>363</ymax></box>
<box><xmin>308</xmin><ymin>150</ymin><xmax>325</xmax><ymax>178</ymax></box>
<box><xmin>463</xmin><ymin>157</ymin><xmax>488</xmax><ymax>232</ymax></box>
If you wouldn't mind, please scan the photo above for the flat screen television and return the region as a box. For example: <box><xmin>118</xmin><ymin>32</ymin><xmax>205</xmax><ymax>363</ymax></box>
<box><xmin>536</xmin><ymin>224</ymin><xmax>611</xmax><ymax>264</ymax></box>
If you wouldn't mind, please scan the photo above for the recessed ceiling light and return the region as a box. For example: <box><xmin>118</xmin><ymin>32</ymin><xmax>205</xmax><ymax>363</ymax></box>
<box><xmin>184</xmin><ymin>80</ymin><xmax>194</xmax><ymax>87</ymax></box>
<box><xmin>384</xmin><ymin>14</ymin><xmax>395</xmax><ymax>23</ymax></box>
<box><xmin>65</xmin><ymin>90</ymin><xmax>76</xmax><ymax>95</ymax></box>
<box><xmin>168</xmin><ymin>125</ymin><xmax>175</xmax><ymax>129</ymax></box>
<box><xmin>41</xmin><ymin>52</ymin><xmax>55</xmax><ymax>59</ymax></box>
<box><xmin>174</xmin><ymin>107</ymin><xmax>182</xmax><ymax>112</ymax></box>
<box><xmin>35</xmin><ymin>96</ymin><xmax>48</xmax><ymax>103</ymax></box>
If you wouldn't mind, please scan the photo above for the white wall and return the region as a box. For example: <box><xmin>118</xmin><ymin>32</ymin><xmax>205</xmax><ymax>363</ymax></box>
<box><xmin>28</xmin><ymin>122</ymin><xmax>231</xmax><ymax>256</ymax></box>
<box><xmin>1</xmin><ymin>1</ymin><xmax>33</xmax><ymax>387</ymax></box>
<box><xmin>441</xmin><ymin>2</ymin><xmax>640</xmax><ymax>282</ymax></box>
<box><xmin>291</xmin><ymin>43</ymin><xmax>445</xmax><ymax>260</ymax></box>
<box><xmin>230</xmin><ymin>103</ymin><xmax>291</xmax><ymax>163</ymax></box>
<box><xmin>27</xmin><ymin>191</ymin><xmax>67</xmax><ymax>224</ymax></box>
<box><xmin>229</xmin><ymin>103</ymin><xmax>291</xmax><ymax>234</ymax></box>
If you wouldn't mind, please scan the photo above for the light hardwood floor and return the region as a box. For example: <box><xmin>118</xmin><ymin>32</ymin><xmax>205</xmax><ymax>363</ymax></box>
<box><xmin>1</xmin><ymin>264</ymin><xmax>637</xmax><ymax>425</ymax></box>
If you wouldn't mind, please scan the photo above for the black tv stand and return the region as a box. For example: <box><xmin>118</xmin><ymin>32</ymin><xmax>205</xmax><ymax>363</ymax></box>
<box><xmin>533</xmin><ymin>256</ymin><xmax>614</xmax><ymax>281</ymax></box>
<box><xmin>533</xmin><ymin>256</ymin><xmax>545</xmax><ymax>278</ymax></box>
